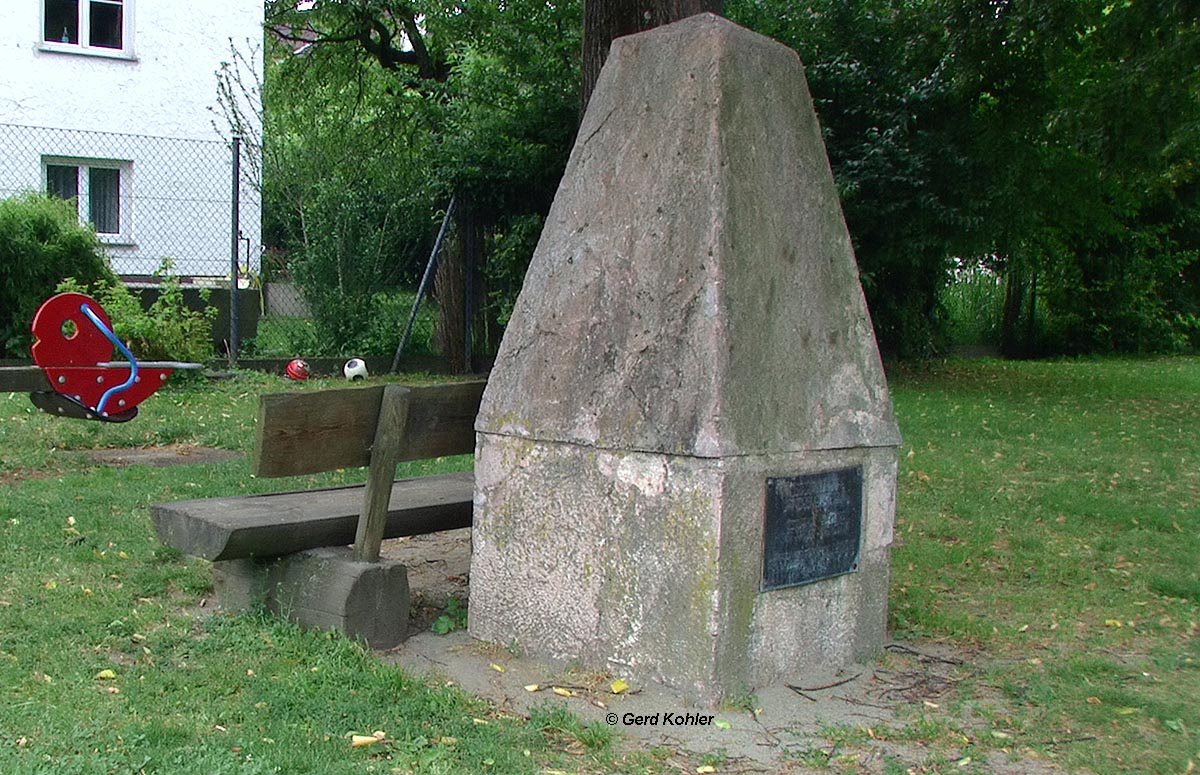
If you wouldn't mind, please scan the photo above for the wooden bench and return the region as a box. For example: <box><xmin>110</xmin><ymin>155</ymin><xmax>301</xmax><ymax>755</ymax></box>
<box><xmin>152</xmin><ymin>380</ymin><xmax>485</xmax><ymax>647</ymax></box>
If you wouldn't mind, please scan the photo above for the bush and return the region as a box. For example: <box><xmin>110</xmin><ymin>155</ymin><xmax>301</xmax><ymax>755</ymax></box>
<box><xmin>247</xmin><ymin>290</ymin><xmax>437</xmax><ymax>358</ymax></box>
<box><xmin>939</xmin><ymin>265</ymin><xmax>1005</xmax><ymax>348</ymax></box>
<box><xmin>0</xmin><ymin>193</ymin><xmax>115</xmax><ymax>357</ymax></box>
<box><xmin>57</xmin><ymin>260</ymin><xmax>217</xmax><ymax>365</ymax></box>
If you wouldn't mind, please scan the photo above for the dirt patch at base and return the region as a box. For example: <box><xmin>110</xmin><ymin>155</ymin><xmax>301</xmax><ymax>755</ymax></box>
<box><xmin>380</xmin><ymin>527</ymin><xmax>471</xmax><ymax>632</ymax></box>
<box><xmin>379</xmin><ymin>529</ymin><xmax>1068</xmax><ymax>775</ymax></box>
<box><xmin>85</xmin><ymin>443</ymin><xmax>242</xmax><ymax>468</ymax></box>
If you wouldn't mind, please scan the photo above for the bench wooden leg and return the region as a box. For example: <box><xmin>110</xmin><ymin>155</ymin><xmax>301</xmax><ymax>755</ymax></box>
<box><xmin>213</xmin><ymin>547</ymin><xmax>410</xmax><ymax>649</ymax></box>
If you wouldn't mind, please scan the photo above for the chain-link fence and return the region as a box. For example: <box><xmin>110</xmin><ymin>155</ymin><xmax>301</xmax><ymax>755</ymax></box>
<box><xmin>0</xmin><ymin>122</ymin><xmax>468</xmax><ymax>370</ymax></box>
<box><xmin>0</xmin><ymin>122</ymin><xmax>262</xmax><ymax>359</ymax></box>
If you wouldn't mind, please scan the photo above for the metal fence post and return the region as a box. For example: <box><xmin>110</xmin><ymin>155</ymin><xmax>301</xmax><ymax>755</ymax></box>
<box><xmin>229</xmin><ymin>134</ymin><xmax>241</xmax><ymax>366</ymax></box>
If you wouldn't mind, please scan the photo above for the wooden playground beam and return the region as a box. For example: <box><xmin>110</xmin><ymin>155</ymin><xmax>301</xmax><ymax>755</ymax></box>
<box><xmin>0</xmin><ymin>366</ymin><xmax>51</xmax><ymax>393</ymax></box>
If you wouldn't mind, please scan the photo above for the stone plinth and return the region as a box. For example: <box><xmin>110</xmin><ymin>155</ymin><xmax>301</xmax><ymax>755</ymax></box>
<box><xmin>470</xmin><ymin>13</ymin><xmax>900</xmax><ymax>703</ymax></box>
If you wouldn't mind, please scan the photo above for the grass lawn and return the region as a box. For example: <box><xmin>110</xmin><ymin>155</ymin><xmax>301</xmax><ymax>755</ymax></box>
<box><xmin>0</xmin><ymin>358</ymin><xmax>1196</xmax><ymax>774</ymax></box>
<box><xmin>886</xmin><ymin>357</ymin><xmax>1198</xmax><ymax>775</ymax></box>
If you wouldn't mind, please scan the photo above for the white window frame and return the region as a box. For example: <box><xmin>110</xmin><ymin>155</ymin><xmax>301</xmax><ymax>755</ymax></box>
<box><xmin>43</xmin><ymin>156</ymin><xmax>135</xmax><ymax>246</ymax></box>
<box><xmin>39</xmin><ymin>0</ymin><xmax>135</xmax><ymax>60</ymax></box>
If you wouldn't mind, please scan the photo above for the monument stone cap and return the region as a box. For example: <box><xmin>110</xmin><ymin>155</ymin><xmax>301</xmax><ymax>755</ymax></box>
<box><xmin>477</xmin><ymin>13</ymin><xmax>900</xmax><ymax>458</ymax></box>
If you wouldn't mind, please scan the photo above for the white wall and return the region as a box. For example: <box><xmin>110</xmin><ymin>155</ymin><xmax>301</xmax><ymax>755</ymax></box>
<box><xmin>0</xmin><ymin>0</ymin><xmax>263</xmax><ymax>277</ymax></box>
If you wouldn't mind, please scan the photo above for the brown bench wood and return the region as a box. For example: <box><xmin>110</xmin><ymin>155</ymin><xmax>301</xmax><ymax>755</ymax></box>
<box><xmin>151</xmin><ymin>380</ymin><xmax>485</xmax><ymax>562</ymax></box>
<box><xmin>151</xmin><ymin>471</ymin><xmax>473</xmax><ymax>561</ymax></box>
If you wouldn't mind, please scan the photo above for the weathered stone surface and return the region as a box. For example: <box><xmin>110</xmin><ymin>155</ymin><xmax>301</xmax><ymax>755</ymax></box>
<box><xmin>471</xmin><ymin>437</ymin><xmax>896</xmax><ymax>699</ymax></box>
<box><xmin>214</xmin><ymin>547</ymin><xmax>410</xmax><ymax>649</ymax></box>
<box><xmin>471</xmin><ymin>13</ymin><xmax>900</xmax><ymax>703</ymax></box>
<box><xmin>476</xmin><ymin>13</ymin><xmax>899</xmax><ymax>457</ymax></box>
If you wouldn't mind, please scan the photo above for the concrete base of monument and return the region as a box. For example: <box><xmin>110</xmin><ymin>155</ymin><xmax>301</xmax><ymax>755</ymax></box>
<box><xmin>377</xmin><ymin>530</ymin><xmax>1064</xmax><ymax>775</ymax></box>
<box><xmin>469</xmin><ymin>433</ymin><xmax>899</xmax><ymax>705</ymax></box>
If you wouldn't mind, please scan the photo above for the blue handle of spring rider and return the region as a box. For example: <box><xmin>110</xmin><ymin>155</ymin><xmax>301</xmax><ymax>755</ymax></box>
<box><xmin>80</xmin><ymin>303</ymin><xmax>139</xmax><ymax>415</ymax></box>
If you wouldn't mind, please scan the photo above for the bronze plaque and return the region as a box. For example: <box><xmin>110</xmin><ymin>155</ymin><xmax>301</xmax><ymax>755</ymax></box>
<box><xmin>762</xmin><ymin>466</ymin><xmax>863</xmax><ymax>590</ymax></box>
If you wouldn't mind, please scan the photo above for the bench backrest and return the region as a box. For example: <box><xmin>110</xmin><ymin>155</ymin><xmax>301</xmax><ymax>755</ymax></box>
<box><xmin>252</xmin><ymin>380</ymin><xmax>487</xmax><ymax>478</ymax></box>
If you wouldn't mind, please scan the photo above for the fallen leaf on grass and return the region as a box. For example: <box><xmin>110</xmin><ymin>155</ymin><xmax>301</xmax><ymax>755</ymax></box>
<box><xmin>95</xmin><ymin>669</ymin><xmax>117</xmax><ymax>680</ymax></box>
<box><xmin>1105</xmin><ymin>619</ymin><xmax>1124</xmax><ymax>628</ymax></box>
<box><xmin>350</xmin><ymin>730</ymin><xmax>387</xmax><ymax>747</ymax></box>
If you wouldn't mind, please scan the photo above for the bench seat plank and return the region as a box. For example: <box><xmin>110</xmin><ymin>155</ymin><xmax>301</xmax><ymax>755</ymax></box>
<box><xmin>152</xmin><ymin>471</ymin><xmax>473</xmax><ymax>561</ymax></box>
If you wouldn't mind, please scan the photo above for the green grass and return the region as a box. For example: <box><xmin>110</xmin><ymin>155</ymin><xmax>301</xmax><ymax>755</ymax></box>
<box><xmin>0</xmin><ymin>372</ymin><xmax>669</xmax><ymax>774</ymax></box>
<box><xmin>888</xmin><ymin>357</ymin><xmax>1199</xmax><ymax>774</ymax></box>
<box><xmin>1</xmin><ymin>358</ymin><xmax>1197</xmax><ymax>774</ymax></box>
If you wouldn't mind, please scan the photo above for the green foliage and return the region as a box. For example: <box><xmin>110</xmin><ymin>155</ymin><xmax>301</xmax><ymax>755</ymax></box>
<box><xmin>487</xmin><ymin>214</ymin><xmax>545</xmax><ymax>325</ymax></box>
<box><xmin>939</xmin><ymin>265</ymin><xmax>1005</xmax><ymax>349</ymax></box>
<box><xmin>244</xmin><ymin>315</ymin><xmax>321</xmax><ymax>358</ymax></box>
<box><xmin>728</xmin><ymin>0</ymin><xmax>1199</xmax><ymax>357</ymax></box>
<box><xmin>57</xmin><ymin>260</ymin><xmax>217</xmax><ymax>364</ymax></box>
<box><xmin>0</xmin><ymin>192</ymin><xmax>115</xmax><ymax>358</ymax></box>
<box><xmin>256</xmin><ymin>25</ymin><xmax>436</xmax><ymax>352</ymax></box>
<box><xmin>256</xmin><ymin>0</ymin><xmax>580</xmax><ymax>357</ymax></box>
<box><xmin>431</xmin><ymin>596</ymin><xmax>469</xmax><ymax>635</ymax></box>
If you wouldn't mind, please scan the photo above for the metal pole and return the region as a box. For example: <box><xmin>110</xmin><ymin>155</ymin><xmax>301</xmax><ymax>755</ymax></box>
<box><xmin>391</xmin><ymin>196</ymin><xmax>456</xmax><ymax>373</ymax></box>
<box><xmin>464</xmin><ymin>216</ymin><xmax>475</xmax><ymax>373</ymax></box>
<box><xmin>229</xmin><ymin>135</ymin><xmax>242</xmax><ymax>367</ymax></box>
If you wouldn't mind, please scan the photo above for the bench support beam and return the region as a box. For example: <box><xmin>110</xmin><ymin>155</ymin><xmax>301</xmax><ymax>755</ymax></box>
<box><xmin>354</xmin><ymin>385</ymin><xmax>410</xmax><ymax>562</ymax></box>
<box><xmin>213</xmin><ymin>546</ymin><xmax>410</xmax><ymax>649</ymax></box>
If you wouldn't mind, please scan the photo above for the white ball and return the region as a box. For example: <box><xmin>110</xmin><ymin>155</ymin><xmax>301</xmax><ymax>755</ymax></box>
<box><xmin>343</xmin><ymin>358</ymin><xmax>368</xmax><ymax>381</ymax></box>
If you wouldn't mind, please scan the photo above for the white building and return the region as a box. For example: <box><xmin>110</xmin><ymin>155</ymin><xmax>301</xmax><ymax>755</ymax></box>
<box><xmin>0</xmin><ymin>0</ymin><xmax>263</xmax><ymax>279</ymax></box>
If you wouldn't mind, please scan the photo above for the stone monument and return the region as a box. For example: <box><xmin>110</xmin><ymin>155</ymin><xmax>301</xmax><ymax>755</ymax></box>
<box><xmin>470</xmin><ymin>13</ymin><xmax>901</xmax><ymax>703</ymax></box>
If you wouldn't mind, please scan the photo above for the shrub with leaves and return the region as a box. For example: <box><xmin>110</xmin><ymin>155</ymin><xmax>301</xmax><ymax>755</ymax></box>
<box><xmin>0</xmin><ymin>193</ymin><xmax>115</xmax><ymax>358</ymax></box>
<box><xmin>57</xmin><ymin>260</ymin><xmax>217</xmax><ymax>365</ymax></box>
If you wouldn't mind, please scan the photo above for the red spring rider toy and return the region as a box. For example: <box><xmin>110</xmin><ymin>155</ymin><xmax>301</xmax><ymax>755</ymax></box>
<box><xmin>24</xmin><ymin>292</ymin><xmax>202</xmax><ymax>422</ymax></box>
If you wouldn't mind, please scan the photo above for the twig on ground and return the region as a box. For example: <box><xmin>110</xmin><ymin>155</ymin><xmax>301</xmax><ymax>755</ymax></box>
<box><xmin>785</xmin><ymin>685</ymin><xmax>818</xmax><ymax>702</ymax></box>
<box><xmin>790</xmin><ymin>672</ymin><xmax>863</xmax><ymax>693</ymax></box>
<box><xmin>886</xmin><ymin>643</ymin><xmax>965</xmax><ymax>666</ymax></box>
<box><xmin>835</xmin><ymin>694</ymin><xmax>893</xmax><ymax>710</ymax></box>
<box><xmin>1036</xmin><ymin>735</ymin><xmax>1099</xmax><ymax>746</ymax></box>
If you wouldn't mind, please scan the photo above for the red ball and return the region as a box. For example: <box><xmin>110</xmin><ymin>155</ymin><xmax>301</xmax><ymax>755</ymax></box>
<box><xmin>285</xmin><ymin>358</ymin><xmax>310</xmax><ymax>380</ymax></box>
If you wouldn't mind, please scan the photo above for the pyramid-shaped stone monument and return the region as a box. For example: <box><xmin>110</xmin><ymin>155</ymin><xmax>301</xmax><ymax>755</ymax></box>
<box><xmin>471</xmin><ymin>13</ymin><xmax>901</xmax><ymax>703</ymax></box>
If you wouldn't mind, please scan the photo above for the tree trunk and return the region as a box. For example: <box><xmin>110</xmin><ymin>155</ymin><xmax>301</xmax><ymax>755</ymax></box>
<box><xmin>582</xmin><ymin>0</ymin><xmax>724</xmax><ymax>111</ymax></box>
<box><xmin>434</xmin><ymin>196</ymin><xmax>488</xmax><ymax>374</ymax></box>
<box><xmin>1000</xmin><ymin>267</ymin><xmax>1026</xmax><ymax>359</ymax></box>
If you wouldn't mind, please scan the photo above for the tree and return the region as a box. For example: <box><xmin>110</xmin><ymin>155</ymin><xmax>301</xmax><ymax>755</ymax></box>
<box><xmin>262</xmin><ymin>0</ymin><xmax>581</xmax><ymax>369</ymax></box>
<box><xmin>728</xmin><ymin>0</ymin><xmax>1199</xmax><ymax>356</ymax></box>
<box><xmin>582</xmin><ymin>0</ymin><xmax>724</xmax><ymax>109</ymax></box>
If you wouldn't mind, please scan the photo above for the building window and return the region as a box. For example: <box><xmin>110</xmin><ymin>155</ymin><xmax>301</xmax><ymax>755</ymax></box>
<box><xmin>45</xmin><ymin>159</ymin><xmax>131</xmax><ymax>241</ymax></box>
<box><xmin>43</xmin><ymin>0</ymin><xmax>129</xmax><ymax>55</ymax></box>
